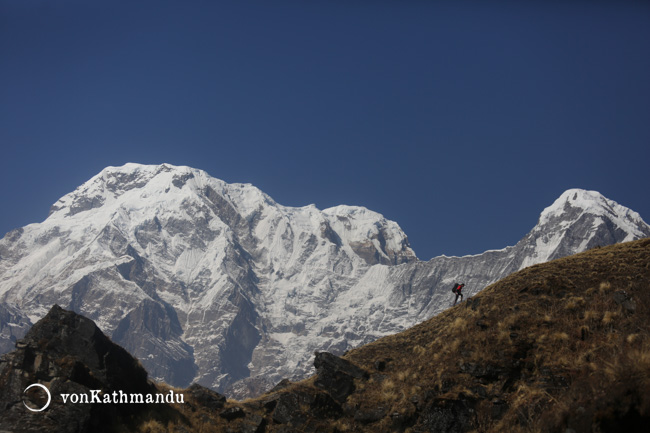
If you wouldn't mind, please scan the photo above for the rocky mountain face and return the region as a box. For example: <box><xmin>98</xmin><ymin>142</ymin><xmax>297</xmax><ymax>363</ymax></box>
<box><xmin>0</xmin><ymin>163</ymin><xmax>648</xmax><ymax>398</ymax></box>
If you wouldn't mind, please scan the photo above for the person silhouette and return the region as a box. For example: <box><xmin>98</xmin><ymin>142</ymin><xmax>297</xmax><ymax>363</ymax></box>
<box><xmin>452</xmin><ymin>283</ymin><xmax>465</xmax><ymax>305</ymax></box>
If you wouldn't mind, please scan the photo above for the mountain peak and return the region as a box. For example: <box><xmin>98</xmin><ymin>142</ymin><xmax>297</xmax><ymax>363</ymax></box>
<box><xmin>538</xmin><ymin>188</ymin><xmax>648</xmax><ymax>241</ymax></box>
<box><xmin>2</xmin><ymin>167</ymin><xmax>648</xmax><ymax>400</ymax></box>
<box><xmin>540</xmin><ymin>188</ymin><xmax>607</xmax><ymax>220</ymax></box>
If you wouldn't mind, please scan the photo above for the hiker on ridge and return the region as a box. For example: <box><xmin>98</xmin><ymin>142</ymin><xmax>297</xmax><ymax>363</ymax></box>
<box><xmin>452</xmin><ymin>283</ymin><xmax>465</xmax><ymax>305</ymax></box>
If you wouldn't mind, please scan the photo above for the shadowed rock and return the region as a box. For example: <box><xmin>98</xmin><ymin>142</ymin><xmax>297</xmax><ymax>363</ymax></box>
<box><xmin>0</xmin><ymin>305</ymin><xmax>181</xmax><ymax>433</ymax></box>
<box><xmin>313</xmin><ymin>351</ymin><xmax>369</xmax><ymax>403</ymax></box>
<box><xmin>185</xmin><ymin>383</ymin><xmax>226</xmax><ymax>410</ymax></box>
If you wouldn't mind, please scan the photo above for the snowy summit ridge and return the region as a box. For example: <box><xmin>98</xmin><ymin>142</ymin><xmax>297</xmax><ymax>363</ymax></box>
<box><xmin>540</xmin><ymin>188</ymin><xmax>647</xmax><ymax>240</ymax></box>
<box><xmin>1</xmin><ymin>163</ymin><xmax>648</xmax><ymax>398</ymax></box>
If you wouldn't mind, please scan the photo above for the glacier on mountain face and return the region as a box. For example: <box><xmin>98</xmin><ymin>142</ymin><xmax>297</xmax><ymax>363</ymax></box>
<box><xmin>1</xmin><ymin>164</ymin><xmax>648</xmax><ymax>398</ymax></box>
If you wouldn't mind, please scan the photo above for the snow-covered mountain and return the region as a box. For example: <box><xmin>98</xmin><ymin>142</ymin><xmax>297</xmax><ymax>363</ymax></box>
<box><xmin>1</xmin><ymin>164</ymin><xmax>648</xmax><ymax>398</ymax></box>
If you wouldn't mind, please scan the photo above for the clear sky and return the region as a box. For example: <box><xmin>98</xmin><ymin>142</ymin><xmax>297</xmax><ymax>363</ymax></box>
<box><xmin>1</xmin><ymin>0</ymin><xmax>649</xmax><ymax>260</ymax></box>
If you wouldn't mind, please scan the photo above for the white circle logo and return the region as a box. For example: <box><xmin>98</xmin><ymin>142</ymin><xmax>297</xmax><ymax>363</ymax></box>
<box><xmin>23</xmin><ymin>383</ymin><xmax>51</xmax><ymax>412</ymax></box>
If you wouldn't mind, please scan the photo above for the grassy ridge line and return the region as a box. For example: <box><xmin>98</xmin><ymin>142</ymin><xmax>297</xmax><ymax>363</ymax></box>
<box><xmin>340</xmin><ymin>238</ymin><xmax>650</xmax><ymax>432</ymax></box>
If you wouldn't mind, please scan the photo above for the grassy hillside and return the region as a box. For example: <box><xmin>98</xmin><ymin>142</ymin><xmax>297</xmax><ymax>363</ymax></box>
<box><xmin>339</xmin><ymin>237</ymin><xmax>650</xmax><ymax>432</ymax></box>
<box><xmin>141</xmin><ymin>238</ymin><xmax>650</xmax><ymax>432</ymax></box>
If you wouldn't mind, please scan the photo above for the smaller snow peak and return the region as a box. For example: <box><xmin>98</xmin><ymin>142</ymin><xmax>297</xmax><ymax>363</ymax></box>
<box><xmin>560</xmin><ymin>189</ymin><xmax>606</xmax><ymax>207</ymax></box>
<box><xmin>536</xmin><ymin>188</ymin><xmax>650</xmax><ymax>243</ymax></box>
<box><xmin>322</xmin><ymin>205</ymin><xmax>417</xmax><ymax>264</ymax></box>
<box><xmin>558</xmin><ymin>188</ymin><xmax>601</xmax><ymax>204</ymax></box>
<box><xmin>539</xmin><ymin>189</ymin><xmax>607</xmax><ymax>224</ymax></box>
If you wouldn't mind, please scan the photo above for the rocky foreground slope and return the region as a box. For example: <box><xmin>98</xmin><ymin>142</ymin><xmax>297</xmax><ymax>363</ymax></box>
<box><xmin>1</xmin><ymin>164</ymin><xmax>648</xmax><ymax>398</ymax></box>
<box><xmin>0</xmin><ymin>304</ymin><xmax>158</xmax><ymax>432</ymax></box>
<box><xmin>1</xmin><ymin>239</ymin><xmax>648</xmax><ymax>432</ymax></box>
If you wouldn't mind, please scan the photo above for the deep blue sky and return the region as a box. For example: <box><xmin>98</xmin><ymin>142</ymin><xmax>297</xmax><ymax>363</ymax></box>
<box><xmin>1</xmin><ymin>0</ymin><xmax>649</xmax><ymax>260</ymax></box>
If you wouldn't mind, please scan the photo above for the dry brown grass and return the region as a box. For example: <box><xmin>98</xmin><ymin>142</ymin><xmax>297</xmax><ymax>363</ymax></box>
<box><xmin>137</xmin><ymin>420</ymin><xmax>167</xmax><ymax>433</ymax></box>
<box><xmin>340</xmin><ymin>238</ymin><xmax>650</xmax><ymax>432</ymax></box>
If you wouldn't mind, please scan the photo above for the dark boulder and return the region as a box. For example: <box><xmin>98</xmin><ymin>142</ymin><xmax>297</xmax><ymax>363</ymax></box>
<box><xmin>272</xmin><ymin>392</ymin><xmax>308</xmax><ymax>426</ymax></box>
<box><xmin>313</xmin><ymin>351</ymin><xmax>369</xmax><ymax>403</ymax></box>
<box><xmin>0</xmin><ymin>305</ymin><xmax>168</xmax><ymax>433</ymax></box>
<box><xmin>186</xmin><ymin>383</ymin><xmax>226</xmax><ymax>410</ymax></box>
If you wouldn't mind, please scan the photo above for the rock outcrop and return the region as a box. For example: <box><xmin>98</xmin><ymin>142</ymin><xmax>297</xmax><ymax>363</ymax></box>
<box><xmin>0</xmin><ymin>305</ymin><xmax>158</xmax><ymax>432</ymax></box>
